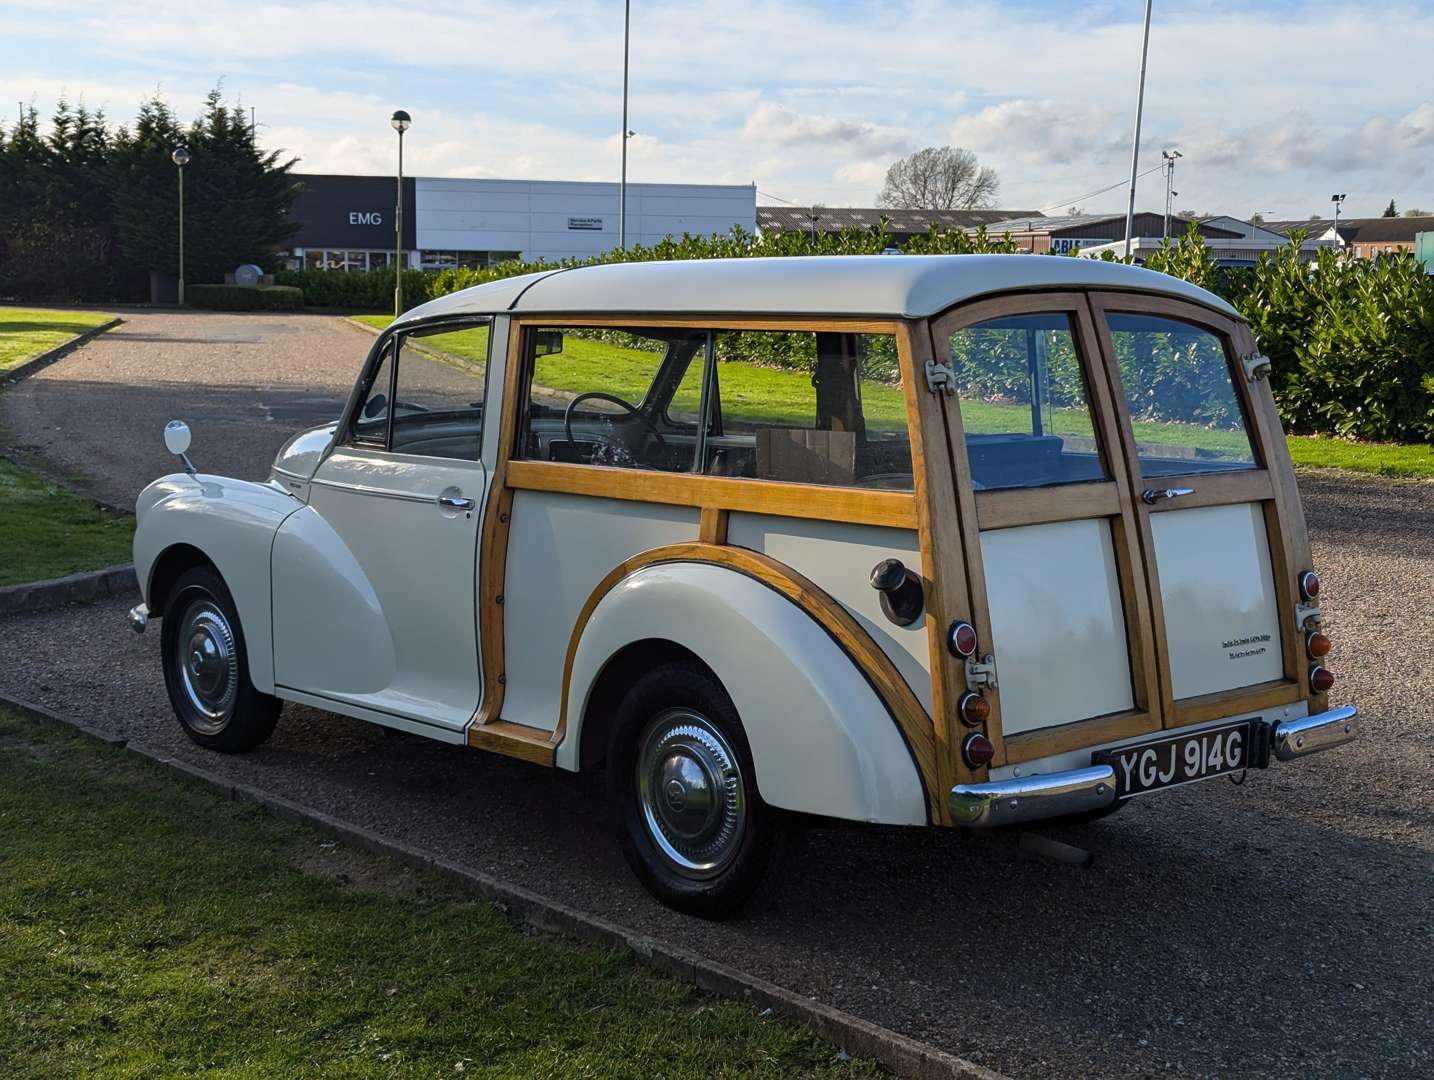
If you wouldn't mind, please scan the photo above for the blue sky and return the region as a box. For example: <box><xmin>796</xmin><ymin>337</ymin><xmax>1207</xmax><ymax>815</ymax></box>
<box><xmin>2</xmin><ymin>1</ymin><xmax>1432</xmax><ymax>218</ymax></box>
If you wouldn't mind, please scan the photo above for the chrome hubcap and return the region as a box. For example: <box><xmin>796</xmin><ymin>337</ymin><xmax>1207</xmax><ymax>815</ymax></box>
<box><xmin>174</xmin><ymin>599</ymin><xmax>238</xmax><ymax>734</ymax></box>
<box><xmin>636</xmin><ymin>709</ymin><xmax>746</xmax><ymax>880</ymax></box>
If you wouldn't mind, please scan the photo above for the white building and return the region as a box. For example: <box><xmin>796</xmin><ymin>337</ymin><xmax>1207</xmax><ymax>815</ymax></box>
<box><xmin>288</xmin><ymin>174</ymin><xmax>757</xmax><ymax>271</ymax></box>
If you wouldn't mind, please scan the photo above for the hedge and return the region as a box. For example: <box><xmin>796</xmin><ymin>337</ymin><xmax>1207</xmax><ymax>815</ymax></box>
<box><xmin>187</xmin><ymin>283</ymin><xmax>304</xmax><ymax>311</ymax></box>
<box><xmin>278</xmin><ymin>220</ymin><xmax>1434</xmax><ymax>444</ymax></box>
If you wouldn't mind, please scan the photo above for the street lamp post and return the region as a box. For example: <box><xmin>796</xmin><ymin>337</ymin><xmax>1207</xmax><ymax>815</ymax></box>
<box><xmin>1330</xmin><ymin>193</ymin><xmax>1346</xmax><ymax>251</ymax></box>
<box><xmin>171</xmin><ymin>146</ymin><xmax>190</xmax><ymax>306</ymax></box>
<box><xmin>391</xmin><ymin>110</ymin><xmax>411</xmax><ymax>318</ymax></box>
<box><xmin>1123</xmin><ymin>0</ymin><xmax>1155</xmax><ymax>257</ymax></box>
<box><xmin>619</xmin><ymin>0</ymin><xmax>631</xmax><ymax>251</ymax></box>
<box><xmin>1161</xmin><ymin>149</ymin><xmax>1182</xmax><ymax>240</ymax></box>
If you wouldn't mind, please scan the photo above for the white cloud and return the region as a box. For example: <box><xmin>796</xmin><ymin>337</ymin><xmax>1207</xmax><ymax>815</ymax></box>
<box><xmin>5</xmin><ymin>2</ymin><xmax>1434</xmax><ymax>216</ymax></box>
<box><xmin>741</xmin><ymin>102</ymin><xmax>909</xmax><ymax>155</ymax></box>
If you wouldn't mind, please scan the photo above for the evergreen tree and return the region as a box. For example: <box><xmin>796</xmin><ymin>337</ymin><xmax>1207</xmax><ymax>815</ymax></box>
<box><xmin>1383</xmin><ymin>199</ymin><xmax>1398</xmax><ymax>217</ymax></box>
<box><xmin>110</xmin><ymin>96</ymin><xmax>188</xmax><ymax>293</ymax></box>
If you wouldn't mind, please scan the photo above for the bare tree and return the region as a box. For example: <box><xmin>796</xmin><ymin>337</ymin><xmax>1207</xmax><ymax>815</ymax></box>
<box><xmin>876</xmin><ymin>146</ymin><xmax>999</xmax><ymax>210</ymax></box>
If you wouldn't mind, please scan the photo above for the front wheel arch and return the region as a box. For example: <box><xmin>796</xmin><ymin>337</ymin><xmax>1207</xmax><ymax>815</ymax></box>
<box><xmin>148</xmin><ymin>543</ymin><xmax>217</xmax><ymax>619</ymax></box>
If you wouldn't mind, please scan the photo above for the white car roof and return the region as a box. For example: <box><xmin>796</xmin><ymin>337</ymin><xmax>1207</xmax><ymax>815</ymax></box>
<box><xmin>393</xmin><ymin>254</ymin><xmax>1240</xmax><ymax>327</ymax></box>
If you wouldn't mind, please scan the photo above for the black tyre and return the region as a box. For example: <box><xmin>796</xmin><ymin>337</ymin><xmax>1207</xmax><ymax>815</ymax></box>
<box><xmin>608</xmin><ymin>661</ymin><xmax>783</xmax><ymax>919</ymax></box>
<box><xmin>160</xmin><ymin>565</ymin><xmax>281</xmax><ymax>753</ymax></box>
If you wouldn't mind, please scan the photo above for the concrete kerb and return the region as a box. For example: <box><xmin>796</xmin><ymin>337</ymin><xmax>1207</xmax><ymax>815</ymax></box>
<box><xmin>0</xmin><ymin>563</ymin><xmax>138</xmax><ymax>616</ymax></box>
<box><xmin>1</xmin><ymin>316</ymin><xmax>124</xmax><ymax>386</ymax></box>
<box><xmin>0</xmin><ymin>689</ymin><xmax>1008</xmax><ymax>1080</ymax></box>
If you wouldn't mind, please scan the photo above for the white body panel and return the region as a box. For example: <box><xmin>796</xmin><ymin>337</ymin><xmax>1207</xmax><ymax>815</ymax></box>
<box><xmin>1151</xmin><ymin>502</ymin><xmax>1284</xmax><ymax>699</ymax></box>
<box><xmin>560</xmin><ymin>562</ymin><xmax>928</xmax><ymax>825</ymax></box>
<box><xmin>133</xmin><ymin>474</ymin><xmax>301</xmax><ymax>693</ymax></box>
<box><xmin>980</xmin><ymin>519</ymin><xmax>1134</xmax><ymax>735</ymax></box>
<box><xmin>501</xmin><ymin>492</ymin><xmax>700</xmax><ymax>733</ymax></box>
<box><xmin>271</xmin><ymin>446</ymin><xmax>488</xmax><ymax>730</ymax></box>
<box><xmin>726</xmin><ymin>513</ymin><xmax>932</xmax><ymax>715</ymax></box>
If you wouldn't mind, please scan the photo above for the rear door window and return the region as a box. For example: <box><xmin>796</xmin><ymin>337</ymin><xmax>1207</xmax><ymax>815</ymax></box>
<box><xmin>946</xmin><ymin>313</ymin><xmax>1107</xmax><ymax>490</ymax></box>
<box><xmin>1104</xmin><ymin>313</ymin><xmax>1258</xmax><ymax>476</ymax></box>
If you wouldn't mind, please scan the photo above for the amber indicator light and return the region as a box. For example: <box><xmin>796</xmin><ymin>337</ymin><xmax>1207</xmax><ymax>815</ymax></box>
<box><xmin>958</xmin><ymin>691</ymin><xmax>990</xmax><ymax>726</ymax></box>
<box><xmin>1305</xmin><ymin>631</ymin><xmax>1332</xmax><ymax>658</ymax></box>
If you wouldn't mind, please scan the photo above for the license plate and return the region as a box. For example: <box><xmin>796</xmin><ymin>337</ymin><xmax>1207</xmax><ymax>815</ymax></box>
<box><xmin>1094</xmin><ymin>721</ymin><xmax>1252</xmax><ymax>799</ymax></box>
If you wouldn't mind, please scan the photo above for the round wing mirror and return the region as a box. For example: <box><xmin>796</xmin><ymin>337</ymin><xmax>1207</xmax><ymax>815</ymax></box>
<box><xmin>164</xmin><ymin>419</ymin><xmax>192</xmax><ymax>455</ymax></box>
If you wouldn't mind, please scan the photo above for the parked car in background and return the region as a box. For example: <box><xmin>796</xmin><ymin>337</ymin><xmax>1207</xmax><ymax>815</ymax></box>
<box><xmin>129</xmin><ymin>255</ymin><xmax>1356</xmax><ymax>916</ymax></box>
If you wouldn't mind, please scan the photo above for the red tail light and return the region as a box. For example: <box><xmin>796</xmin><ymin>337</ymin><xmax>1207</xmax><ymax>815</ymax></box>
<box><xmin>1299</xmin><ymin>570</ymin><xmax>1320</xmax><ymax>600</ymax></box>
<box><xmin>962</xmin><ymin>732</ymin><xmax>995</xmax><ymax>768</ymax></box>
<box><xmin>1310</xmin><ymin>665</ymin><xmax>1335</xmax><ymax>692</ymax></box>
<box><xmin>958</xmin><ymin>691</ymin><xmax>990</xmax><ymax>726</ymax></box>
<box><xmin>1305</xmin><ymin>631</ymin><xmax>1332</xmax><ymax>658</ymax></box>
<box><xmin>947</xmin><ymin>621</ymin><xmax>978</xmax><ymax>658</ymax></box>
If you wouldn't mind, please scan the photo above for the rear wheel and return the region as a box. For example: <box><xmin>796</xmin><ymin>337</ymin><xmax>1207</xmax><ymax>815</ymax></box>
<box><xmin>608</xmin><ymin>662</ymin><xmax>782</xmax><ymax>919</ymax></box>
<box><xmin>161</xmin><ymin>565</ymin><xmax>281</xmax><ymax>752</ymax></box>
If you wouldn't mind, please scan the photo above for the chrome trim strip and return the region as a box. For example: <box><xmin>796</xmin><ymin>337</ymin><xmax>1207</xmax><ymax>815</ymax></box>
<box><xmin>949</xmin><ymin>764</ymin><xmax>1116</xmax><ymax>828</ymax></box>
<box><xmin>127</xmin><ymin>603</ymin><xmax>148</xmax><ymax>634</ymax></box>
<box><xmin>307</xmin><ymin>477</ymin><xmax>436</xmax><ymax>504</ymax></box>
<box><xmin>1273</xmin><ymin>705</ymin><xmax>1357</xmax><ymax>762</ymax></box>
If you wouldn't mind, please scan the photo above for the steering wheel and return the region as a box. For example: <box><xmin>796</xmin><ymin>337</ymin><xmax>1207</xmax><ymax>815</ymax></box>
<box><xmin>563</xmin><ymin>392</ymin><xmax>667</xmax><ymax>455</ymax></box>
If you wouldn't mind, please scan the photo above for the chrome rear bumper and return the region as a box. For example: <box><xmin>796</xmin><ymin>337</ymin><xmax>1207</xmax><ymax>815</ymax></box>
<box><xmin>949</xmin><ymin>765</ymin><xmax>1117</xmax><ymax>827</ymax></box>
<box><xmin>128</xmin><ymin>603</ymin><xmax>148</xmax><ymax>634</ymax></box>
<box><xmin>1273</xmin><ymin>705</ymin><xmax>1357</xmax><ymax>761</ymax></box>
<box><xmin>949</xmin><ymin>705</ymin><xmax>1357</xmax><ymax>828</ymax></box>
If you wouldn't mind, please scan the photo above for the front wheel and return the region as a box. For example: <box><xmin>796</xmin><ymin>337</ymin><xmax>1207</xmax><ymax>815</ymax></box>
<box><xmin>161</xmin><ymin>565</ymin><xmax>281</xmax><ymax>752</ymax></box>
<box><xmin>608</xmin><ymin>662</ymin><xmax>783</xmax><ymax>919</ymax></box>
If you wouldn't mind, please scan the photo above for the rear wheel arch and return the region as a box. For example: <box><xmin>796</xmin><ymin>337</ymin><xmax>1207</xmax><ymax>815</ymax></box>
<box><xmin>578</xmin><ymin>638</ymin><xmax>715</xmax><ymax>771</ymax></box>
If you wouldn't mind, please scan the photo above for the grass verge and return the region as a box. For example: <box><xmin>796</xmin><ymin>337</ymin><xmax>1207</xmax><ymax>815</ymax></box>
<box><xmin>1287</xmin><ymin>434</ymin><xmax>1434</xmax><ymax>479</ymax></box>
<box><xmin>355</xmin><ymin>314</ymin><xmax>1434</xmax><ymax>479</ymax></box>
<box><xmin>0</xmin><ymin>710</ymin><xmax>879</xmax><ymax>1078</ymax></box>
<box><xmin>0</xmin><ymin>459</ymin><xmax>134</xmax><ymax>587</ymax></box>
<box><xmin>0</xmin><ymin>307</ymin><xmax>116</xmax><ymax>372</ymax></box>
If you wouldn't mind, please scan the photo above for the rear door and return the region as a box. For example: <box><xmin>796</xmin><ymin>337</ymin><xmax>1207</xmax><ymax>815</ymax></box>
<box><xmin>930</xmin><ymin>291</ymin><xmax>1310</xmax><ymax>772</ymax></box>
<box><xmin>1087</xmin><ymin>293</ymin><xmax>1311</xmax><ymax>729</ymax></box>
<box><xmin>929</xmin><ymin>293</ymin><xmax>1162</xmax><ymax>768</ymax></box>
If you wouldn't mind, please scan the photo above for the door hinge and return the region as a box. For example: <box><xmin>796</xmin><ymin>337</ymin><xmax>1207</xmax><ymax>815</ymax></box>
<box><xmin>965</xmin><ymin>653</ymin><xmax>998</xmax><ymax>691</ymax></box>
<box><xmin>924</xmin><ymin>359</ymin><xmax>957</xmax><ymax>395</ymax></box>
<box><xmin>1241</xmin><ymin>351</ymin><xmax>1272</xmax><ymax>382</ymax></box>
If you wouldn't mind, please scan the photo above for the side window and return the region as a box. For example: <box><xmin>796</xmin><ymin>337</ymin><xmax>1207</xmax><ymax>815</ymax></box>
<box><xmin>705</xmin><ymin>331</ymin><xmax>912</xmax><ymax>491</ymax></box>
<box><xmin>947</xmin><ymin>313</ymin><xmax>1107</xmax><ymax>490</ymax></box>
<box><xmin>350</xmin><ymin>340</ymin><xmax>393</xmax><ymax>448</ymax></box>
<box><xmin>389</xmin><ymin>321</ymin><xmax>491</xmax><ymax>460</ymax></box>
<box><xmin>1104</xmin><ymin>313</ymin><xmax>1257</xmax><ymax>476</ymax></box>
<box><xmin>347</xmin><ymin>321</ymin><xmax>490</xmax><ymax>459</ymax></box>
<box><xmin>519</xmin><ymin>326</ymin><xmax>706</xmax><ymax>473</ymax></box>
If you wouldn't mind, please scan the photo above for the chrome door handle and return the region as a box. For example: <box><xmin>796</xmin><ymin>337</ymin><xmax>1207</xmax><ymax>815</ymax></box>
<box><xmin>1141</xmin><ymin>486</ymin><xmax>1195</xmax><ymax>505</ymax></box>
<box><xmin>437</xmin><ymin>494</ymin><xmax>475</xmax><ymax>511</ymax></box>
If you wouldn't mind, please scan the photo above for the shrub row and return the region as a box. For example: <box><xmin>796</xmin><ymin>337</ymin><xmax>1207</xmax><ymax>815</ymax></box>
<box><xmin>281</xmin><ymin>220</ymin><xmax>1434</xmax><ymax>444</ymax></box>
<box><xmin>187</xmin><ymin>283</ymin><xmax>303</xmax><ymax>311</ymax></box>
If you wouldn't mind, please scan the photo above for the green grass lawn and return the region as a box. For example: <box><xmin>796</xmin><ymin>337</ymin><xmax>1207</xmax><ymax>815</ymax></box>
<box><xmin>0</xmin><ymin>710</ymin><xmax>878</xmax><ymax>1079</ymax></box>
<box><xmin>354</xmin><ymin>315</ymin><xmax>1434</xmax><ymax>479</ymax></box>
<box><xmin>0</xmin><ymin>307</ymin><xmax>116</xmax><ymax>372</ymax></box>
<box><xmin>0</xmin><ymin>460</ymin><xmax>134</xmax><ymax>586</ymax></box>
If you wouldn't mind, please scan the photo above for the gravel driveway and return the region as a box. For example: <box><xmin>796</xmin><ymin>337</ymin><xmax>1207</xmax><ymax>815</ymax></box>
<box><xmin>0</xmin><ymin>310</ymin><xmax>370</xmax><ymax>508</ymax></box>
<box><xmin>2</xmin><ymin>314</ymin><xmax>1431</xmax><ymax>1077</ymax></box>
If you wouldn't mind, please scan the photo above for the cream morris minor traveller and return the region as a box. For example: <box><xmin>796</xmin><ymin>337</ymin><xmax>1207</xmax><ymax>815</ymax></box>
<box><xmin>130</xmin><ymin>255</ymin><xmax>1357</xmax><ymax>916</ymax></box>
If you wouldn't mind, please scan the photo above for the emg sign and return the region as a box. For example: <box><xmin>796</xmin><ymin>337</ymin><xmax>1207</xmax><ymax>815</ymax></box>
<box><xmin>349</xmin><ymin>211</ymin><xmax>384</xmax><ymax>226</ymax></box>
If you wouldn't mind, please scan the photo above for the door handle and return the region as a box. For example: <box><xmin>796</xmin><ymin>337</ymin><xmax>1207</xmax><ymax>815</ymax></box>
<box><xmin>1141</xmin><ymin>486</ymin><xmax>1195</xmax><ymax>505</ymax></box>
<box><xmin>437</xmin><ymin>493</ymin><xmax>475</xmax><ymax>511</ymax></box>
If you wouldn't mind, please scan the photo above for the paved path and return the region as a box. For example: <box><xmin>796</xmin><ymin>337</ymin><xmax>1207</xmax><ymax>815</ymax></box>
<box><xmin>1</xmin><ymin>471</ymin><xmax>1429</xmax><ymax>1079</ymax></box>
<box><xmin>0</xmin><ymin>311</ymin><xmax>370</xmax><ymax>508</ymax></box>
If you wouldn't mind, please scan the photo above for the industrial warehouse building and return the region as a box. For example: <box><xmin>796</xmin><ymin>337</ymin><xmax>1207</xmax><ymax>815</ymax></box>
<box><xmin>287</xmin><ymin>174</ymin><xmax>757</xmax><ymax>271</ymax></box>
